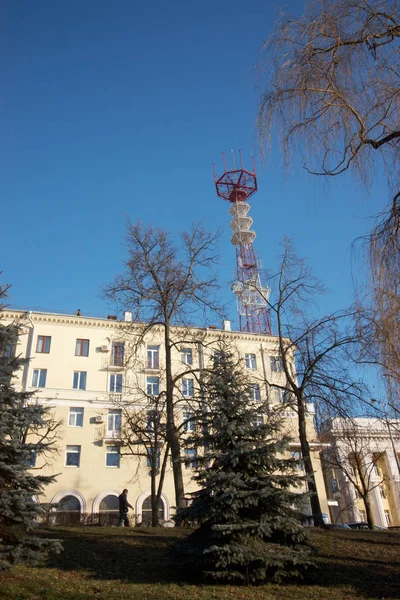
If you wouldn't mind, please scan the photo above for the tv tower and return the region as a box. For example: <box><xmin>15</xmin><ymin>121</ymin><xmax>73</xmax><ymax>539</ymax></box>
<box><xmin>214</xmin><ymin>151</ymin><xmax>271</xmax><ymax>335</ymax></box>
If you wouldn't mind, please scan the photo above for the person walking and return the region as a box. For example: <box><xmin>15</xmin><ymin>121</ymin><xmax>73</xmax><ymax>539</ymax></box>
<box><xmin>118</xmin><ymin>488</ymin><xmax>133</xmax><ymax>527</ymax></box>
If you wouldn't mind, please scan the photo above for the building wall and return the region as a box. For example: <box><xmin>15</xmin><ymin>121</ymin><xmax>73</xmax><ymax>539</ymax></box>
<box><xmin>322</xmin><ymin>417</ymin><xmax>400</xmax><ymax>527</ymax></box>
<box><xmin>5</xmin><ymin>309</ymin><xmax>329</xmax><ymax>524</ymax></box>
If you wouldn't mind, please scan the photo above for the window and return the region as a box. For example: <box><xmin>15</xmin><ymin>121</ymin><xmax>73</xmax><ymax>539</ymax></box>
<box><xmin>26</xmin><ymin>449</ymin><xmax>36</xmax><ymax>467</ymax></box>
<box><xmin>182</xmin><ymin>378</ymin><xmax>194</xmax><ymax>398</ymax></box>
<box><xmin>252</xmin><ymin>414</ymin><xmax>264</xmax><ymax>428</ymax></box>
<box><xmin>270</xmin><ymin>356</ymin><xmax>283</xmax><ymax>372</ymax></box>
<box><xmin>184</xmin><ymin>448</ymin><xmax>197</xmax><ymax>469</ymax></box>
<box><xmin>379</xmin><ymin>486</ymin><xmax>387</xmax><ymax>499</ymax></box>
<box><xmin>290</xmin><ymin>451</ymin><xmax>303</xmax><ymax>471</ymax></box>
<box><xmin>213</xmin><ymin>350</ymin><xmax>225</xmax><ymax>364</ymax></box>
<box><xmin>146</xmin><ymin>447</ymin><xmax>160</xmax><ymax>469</ymax></box>
<box><xmin>147</xmin><ymin>376</ymin><xmax>159</xmax><ymax>396</ymax></box>
<box><xmin>111</xmin><ymin>342</ymin><xmax>124</xmax><ymax>366</ymax></box>
<box><xmin>249</xmin><ymin>383</ymin><xmax>261</xmax><ymax>401</ymax></box>
<box><xmin>147</xmin><ymin>345</ymin><xmax>159</xmax><ymax>369</ymax></box>
<box><xmin>65</xmin><ymin>445</ymin><xmax>81</xmax><ymax>467</ymax></box>
<box><xmin>359</xmin><ymin>510</ymin><xmax>366</xmax><ymax>522</ymax></box>
<box><xmin>384</xmin><ymin>509</ymin><xmax>392</xmax><ymax>525</ymax></box>
<box><xmin>245</xmin><ymin>353</ymin><xmax>257</xmax><ymax>369</ymax></box>
<box><xmin>107</xmin><ymin>409</ymin><xmax>121</xmax><ymax>433</ymax></box>
<box><xmin>147</xmin><ymin>410</ymin><xmax>160</xmax><ymax>432</ymax></box>
<box><xmin>75</xmin><ymin>339</ymin><xmax>89</xmax><ymax>357</ymax></box>
<box><xmin>181</xmin><ymin>347</ymin><xmax>193</xmax><ymax>365</ymax></box>
<box><xmin>73</xmin><ymin>371</ymin><xmax>87</xmax><ymax>390</ymax></box>
<box><xmin>69</xmin><ymin>407</ymin><xmax>84</xmax><ymax>427</ymax></box>
<box><xmin>109</xmin><ymin>373</ymin><xmax>123</xmax><ymax>393</ymax></box>
<box><xmin>183</xmin><ymin>412</ymin><xmax>195</xmax><ymax>432</ymax></box>
<box><xmin>106</xmin><ymin>446</ymin><xmax>120</xmax><ymax>468</ymax></box>
<box><xmin>271</xmin><ymin>385</ymin><xmax>284</xmax><ymax>403</ymax></box>
<box><xmin>36</xmin><ymin>335</ymin><xmax>51</xmax><ymax>353</ymax></box>
<box><xmin>32</xmin><ymin>368</ymin><xmax>47</xmax><ymax>388</ymax></box>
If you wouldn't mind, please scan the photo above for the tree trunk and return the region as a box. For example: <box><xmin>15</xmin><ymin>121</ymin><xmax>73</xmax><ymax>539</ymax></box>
<box><xmin>298</xmin><ymin>395</ymin><xmax>324</xmax><ymax>526</ymax></box>
<box><xmin>164</xmin><ymin>321</ymin><xmax>185</xmax><ymax>512</ymax></box>
<box><xmin>363</xmin><ymin>493</ymin><xmax>375</xmax><ymax>529</ymax></box>
<box><xmin>150</xmin><ymin>457</ymin><xmax>158</xmax><ymax>527</ymax></box>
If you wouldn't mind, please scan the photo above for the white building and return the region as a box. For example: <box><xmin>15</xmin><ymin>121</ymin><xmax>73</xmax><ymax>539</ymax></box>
<box><xmin>322</xmin><ymin>417</ymin><xmax>400</xmax><ymax>527</ymax></box>
<box><xmin>4</xmin><ymin>308</ymin><xmax>329</xmax><ymax>525</ymax></box>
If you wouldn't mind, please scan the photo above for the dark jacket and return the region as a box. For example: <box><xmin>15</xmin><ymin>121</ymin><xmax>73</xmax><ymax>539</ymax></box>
<box><xmin>118</xmin><ymin>492</ymin><xmax>133</xmax><ymax>513</ymax></box>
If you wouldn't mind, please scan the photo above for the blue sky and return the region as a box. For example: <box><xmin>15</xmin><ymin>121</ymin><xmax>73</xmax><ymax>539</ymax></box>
<box><xmin>1</xmin><ymin>0</ymin><xmax>387</xmax><ymax>333</ymax></box>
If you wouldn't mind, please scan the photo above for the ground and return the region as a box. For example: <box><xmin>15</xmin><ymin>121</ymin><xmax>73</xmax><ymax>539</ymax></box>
<box><xmin>1</xmin><ymin>526</ymin><xmax>399</xmax><ymax>600</ymax></box>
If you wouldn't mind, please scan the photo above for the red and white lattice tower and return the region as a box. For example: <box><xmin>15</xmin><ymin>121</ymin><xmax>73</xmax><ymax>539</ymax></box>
<box><xmin>214</xmin><ymin>151</ymin><xmax>271</xmax><ymax>334</ymax></box>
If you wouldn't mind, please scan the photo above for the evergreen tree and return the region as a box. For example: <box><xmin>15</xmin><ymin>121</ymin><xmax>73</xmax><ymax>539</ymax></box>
<box><xmin>176</xmin><ymin>352</ymin><xmax>313</xmax><ymax>584</ymax></box>
<box><xmin>0</xmin><ymin>283</ymin><xmax>61</xmax><ymax>569</ymax></box>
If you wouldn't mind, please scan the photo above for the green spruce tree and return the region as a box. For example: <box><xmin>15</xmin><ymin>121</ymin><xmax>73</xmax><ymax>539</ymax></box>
<box><xmin>0</xmin><ymin>283</ymin><xmax>61</xmax><ymax>569</ymax></box>
<box><xmin>177</xmin><ymin>351</ymin><xmax>313</xmax><ymax>584</ymax></box>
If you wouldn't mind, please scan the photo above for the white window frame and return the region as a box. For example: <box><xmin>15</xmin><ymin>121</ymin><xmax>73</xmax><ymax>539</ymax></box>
<box><xmin>183</xmin><ymin>411</ymin><xmax>195</xmax><ymax>432</ymax></box>
<box><xmin>32</xmin><ymin>368</ymin><xmax>47</xmax><ymax>388</ymax></box>
<box><xmin>384</xmin><ymin>509</ymin><xmax>392</xmax><ymax>525</ymax></box>
<box><xmin>181</xmin><ymin>347</ymin><xmax>193</xmax><ymax>365</ymax></box>
<box><xmin>147</xmin><ymin>376</ymin><xmax>160</xmax><ymax>396</ymax></box>
<box><xmin>73</xmin><ymin>371</ymin><xmax>87</xmax><ymax>390</ymax></box>
<box><xmin>182</xmin><ymin>378</ymin><xmax>194</xmax><ymax>398</ymax></box>
<box><xmin>270</xmin><ymin>355</ymin><xmax>283</xmax><ymax>372</ymax></box>
<box><xmin>147</xmin><ymin>345</ymin><xmax>160</xmax><ymax>369</ymax></box>
<box><xmin>107</xmin><ymin>409</ymin><xmax>122</xmax><ymax>434</ymax></box>
<box><xmin>252</xmin><ymin>414</ymin><xmax>264</xmax><ymax>428</ymax></box>
<box><xmin>271</xmin><ymin>385</ymin><xmax>284</xmax><ymax>403</ymax></box>
<box><xmin>249</xmin><ymin>383</ymin><xmax>261</xmax><ymax>401</ymax></box>
<box><xmin>109</xmin><ymin>373</ymin><xmax>123</xmax><ymax>393</ymax></box>
<box><xmin>65</xmin><ymin>445</ymin><xmax>81</xmax><ymax>467</ymax></box>
<box><xmin>68</xmin><ymin>407</ymin><xmax>84</xmax><ymax>427</ymax></box>
<box><xmin>184</xmin><ymin>448</ymin><xmax>197</xmax><ymax>469</ymax></box>
<box><xmin>106</xmin><ymin>446</ymin><xmax>120</xmax><ymax>468</ymax></box>
<box><xmin>245</xmin><ymin>353</ymin><xmax>257</xmax><ymax>369</ymax></box>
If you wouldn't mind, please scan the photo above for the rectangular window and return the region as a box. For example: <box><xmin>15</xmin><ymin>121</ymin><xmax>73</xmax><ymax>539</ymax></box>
<box><xmin>184</xmin><ymin>448</ymin><xmax>197</xmax><ymax>469</ymax></box>
<box><xmin>111</xmin><ymin>342</ymin><xmax>124</xmax><ymax>366</ymax></box>
<box><xmin>183</xmin><ymin>412</ymin><xmax>195</xmax><ymax>432</ymax></box>
<box><xmin>106</xmin><ymin>446</ymin><xmax>120</xmax><ymax>468</ymax></box>
<box><xmin>147</xmin><ymin>410</ymin><xmax>160</xmax><ymax>432</ymax></box>
<box><xmin>182</xmin><ymin>378</ymin><xmax>194</xmax><ymax>398</ymax></box>
<box><xmin>290</xmin><ymin>451</ymin><xmax>303</xmax><ymax>471</ymax></box>
<box><xmin>213</xmin><ymin>350</ymin><xmax>225</xmax><ymax>364</ymax></box>
<box><xmin>107</xmin><ymin>409</ymin><xmax>122</xmax><ymax>433</ymax></box>
<box><xmin>379</xmin><ymin>486</ymin><xmax>387</xmax><ymax>499</ymax></box>
<box><xmin>147</xmin><ymin>376</ymin><xmax>159</xmax><ymax>396</ymax></box>
<box><xmin>75</xmin><ymin>339</ymin><xmax>89</xmax><ymax>357</ymax></box>
<box><xmin>384</xmin><ymin>509</ymin><xmax>392</xmax><ymax>525</ymax></box>
<box><xmin>271</xmin><ymin>385</ymin><xmax>284</xmax><ymax>403</ymax></box>
<box><xmin>36</xmin><ymin>335</ymin><xmax>51</xmax><ymax>353</ymax></box>
<box><xmin>109</xmin><ymin>373</ymin><xmax>123</xmax><ymax>393</ymax></box>
<box><xmin>249</xmin><ymin>383</ymin><xmax>261</xmax><ymax>401</ymax></box>
<box><xmin>68</xmin><ymin>407</ymin><xmax>84</xmax><ymax>427</ymax></box>
<box><xmin>32</xmin><ymin>368</ymin><xmax>47</xmax><ymax>388</ymax></box>
<box><xmin>26</xmin><ymin>449</ymin><xmax>36</xmax><ymax>467</ymax></box>
<box><xmin>359</xmin><ymin>510</ymin><xmax>366</xmax><ymax>521</ymax></box>
<box><xmin>73</xmin><ymin>371</ymin><xmax>87</xmax><ymax>390</ymax></box>
<box><xmin>147</xmin><ymin>345</ymin><xmax>159</xmax><ymax>369</ymax></box>
<box><xmin>146</xmin><ymin>447</ymin><xmax>160</xmax><ymax>469</ymax></box>
<box><xmin>245</xmin><ymin>353</ymin><xmax>257</xmax><ymax>369</ymax></box>
<box><xmin>252</xmin><ymin>414</ymin><xmax>264</xmax><ymax>428</ymax></box>
<box><xmin>181</xmin><ymin>347</ymin><xmax>193</xmax><ymax>365</ymax></box>
<box><xmin>65</xmin><ymin>445</ymin><xmax>80</xmax><ymax>467</ymax></box>
<box><xmin>270</xmin><ymin>356</ymin><xmax>283</xmax><ymax>372</ymax></box>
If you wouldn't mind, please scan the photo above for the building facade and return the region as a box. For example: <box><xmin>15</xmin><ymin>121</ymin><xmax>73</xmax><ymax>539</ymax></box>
<box><xmin>322</xmin><ymin>417</ymin><xmax>400</xmax><ymax>527</ymax></box>
<box><xmin>4</xmin><ymin>309</ymin><xmax>329</xmax><ymax>525</ymax></box>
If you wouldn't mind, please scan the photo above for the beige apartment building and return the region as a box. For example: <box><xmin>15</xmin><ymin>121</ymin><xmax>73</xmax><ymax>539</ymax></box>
<box><xmin>5</xmin><ymin>308</ymin><xmax>329</xmax><ymax>525</ymax></box>
<box><xmin>322</xmin><ymin>417</ymin><xmax>400</xmax><ymax>527</ymax></box>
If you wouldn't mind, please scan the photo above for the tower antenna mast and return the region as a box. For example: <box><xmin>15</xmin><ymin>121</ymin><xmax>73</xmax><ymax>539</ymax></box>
<box><xmin>214</xmin><ymin>151</ymin><xmax>271</xmax><ymax>334</ymax></box>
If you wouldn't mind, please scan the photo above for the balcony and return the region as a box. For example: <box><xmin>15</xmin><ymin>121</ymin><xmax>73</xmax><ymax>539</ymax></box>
<box><xmin>103</xmin><ymin>429</ymin><xmax>123</xmax><ymax>444</ymax></box>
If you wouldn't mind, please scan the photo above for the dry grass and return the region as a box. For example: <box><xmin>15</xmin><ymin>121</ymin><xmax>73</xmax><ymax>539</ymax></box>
<box><xmin>0</xmin><ymin>526</ymin><xmax>399</xmax><ymax>600</ymax></box>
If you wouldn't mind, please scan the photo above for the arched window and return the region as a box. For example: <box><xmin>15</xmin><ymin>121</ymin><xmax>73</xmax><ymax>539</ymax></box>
<box><xmin>99</xmin><ymin>494</ymin><xmax>119</xmax><ymax>525</ymax></box>
<box><xmin>55</xmin><ymin>494</ymin><xmax>81</xmax><ymax>525</ymax></box>
<box><xmin>142</xmin><ymin>495</ymin><xmax>165</xmax><ymax>524</ymax></box>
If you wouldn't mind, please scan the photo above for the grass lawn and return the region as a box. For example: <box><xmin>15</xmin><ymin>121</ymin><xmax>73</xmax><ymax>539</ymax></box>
<box><xmin>1</xmin><ymin>526</ymin><xmax>399</xmax><ymax>600</ymax></box>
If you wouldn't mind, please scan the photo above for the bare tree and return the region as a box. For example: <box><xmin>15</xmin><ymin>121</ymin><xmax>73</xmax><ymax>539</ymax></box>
<box><xmin>259</xmin><ymin>239</ymin><xmax>366</xmax><ymax>526</ymax></box>
<box><xmin>104</xmin><ymin>221</ymin><xmax>224</xmax><ymax>511</ymax></box>
<box><xmin>257</xmin><ymin>0</ymin><xmax>400</xmax><ymax>408</ymax></box>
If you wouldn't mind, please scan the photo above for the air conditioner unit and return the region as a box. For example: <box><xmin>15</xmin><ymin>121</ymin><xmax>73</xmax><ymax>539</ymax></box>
<box><xmin>95</xmin><ymin>415</ymin><xmax>105</xmax><ymax>423</ymax></box>
<box><xmin>100</xmin><ymin>345</ymin><xmax>109</xmax><ymax>352</ymax></box>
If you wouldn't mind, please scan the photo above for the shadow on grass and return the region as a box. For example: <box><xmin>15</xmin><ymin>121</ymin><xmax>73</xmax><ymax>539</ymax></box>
<box><xmin>38</xmin><ymin>527</ymin><xmax>400</xmax><ymax>599</ymax></box>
